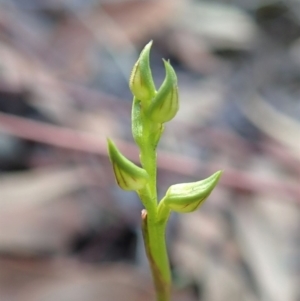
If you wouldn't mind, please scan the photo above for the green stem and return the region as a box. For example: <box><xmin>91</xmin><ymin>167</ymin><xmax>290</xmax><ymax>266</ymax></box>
<box><xmin>137</xmin><ymin>117</ymin><xmax>171</xmax><ymax>301</ymax></box>
<box><xmin>141</xmin><ymin>145</ymin><xmax>157</xmax><ymax>201</ymax></box>
<box><xmin>141</xmin><ymin>210</ymin><xmax>171</xmax><ymax>301</ymax></box>
<box><xmin>140</xmin><ymin>115</ymin><xmax>158</xmax><ymax>199</ymax></box>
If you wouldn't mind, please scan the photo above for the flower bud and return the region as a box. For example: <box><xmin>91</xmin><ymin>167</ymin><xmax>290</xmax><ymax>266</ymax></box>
<box><xmin>147</xmin><ymin>60</ymin><xmax>179</xmax><ymax>123</ymax></box>
<box><xmin>129</xmin><ymin>41</ymin><xmax>156</xmax><ymax>103</ymax></box>
<box><xmin>160</xmin><ymin>171</ymin><xmax>222</xmax><ymax>213</ymax></box>
<box><xmin>107</xmin><ymin>139</ymin><xmax>149</xmax><ymax>191</ymax></box>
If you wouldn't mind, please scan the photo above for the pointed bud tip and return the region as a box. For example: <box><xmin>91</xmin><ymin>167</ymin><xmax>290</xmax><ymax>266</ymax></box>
<box><xmin>145</xmin><ymin>40</ymin><xmax>153</xmax><ymax>50</ymax></box>
<box><xmin>210</xmin><ymin>170</ymin><xmax>223</xmax><ymax>182</ymax></box>
<box><xmin>162</xmin><ymin>58</ymin><xmax>170</xmax><ymax>66</ymax></box>
<box><xmin>107</xmin><ymin>138</ymin><xmax>116</xmax><ymax>159</ymax></box>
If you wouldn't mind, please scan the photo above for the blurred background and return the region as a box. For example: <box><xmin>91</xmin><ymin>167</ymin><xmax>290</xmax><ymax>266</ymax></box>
<box><xmin>0</xmin><ymin>0</ymin><xmax>300</xmax><ymax>300</ymax></box>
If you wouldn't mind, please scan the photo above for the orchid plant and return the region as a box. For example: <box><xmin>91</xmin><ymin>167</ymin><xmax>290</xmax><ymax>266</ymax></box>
<box><xmin>107</xmin><ymin>41</ymin><xmax>222</xmax><ymax>301</ymax></box>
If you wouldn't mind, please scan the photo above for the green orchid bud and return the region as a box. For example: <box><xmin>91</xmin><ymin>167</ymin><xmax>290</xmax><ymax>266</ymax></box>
<box><xmin>107</xmin><ymin>139</ymin><xmax>149</xmax><ymax>191</ymax></box>
<box><xmin>147</xmin><ymin>60</ymin><xmax>179</xmax><ymax>123</ymax></box>
<box><xmin>159</xmin><ymin>171</ymin><xmax>222</xmax><ymax>213</ymax></box>
<box><xmin>129</xmin><ymin>41</ymin><xmax>156</xmax><ymax>103</ymax></box>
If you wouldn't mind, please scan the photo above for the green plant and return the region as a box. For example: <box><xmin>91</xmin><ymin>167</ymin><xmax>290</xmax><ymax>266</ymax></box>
<box><xmin>107</xmin><ymin>41</ymin><xmax>222</xmax><ymax>301</ymax></box>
